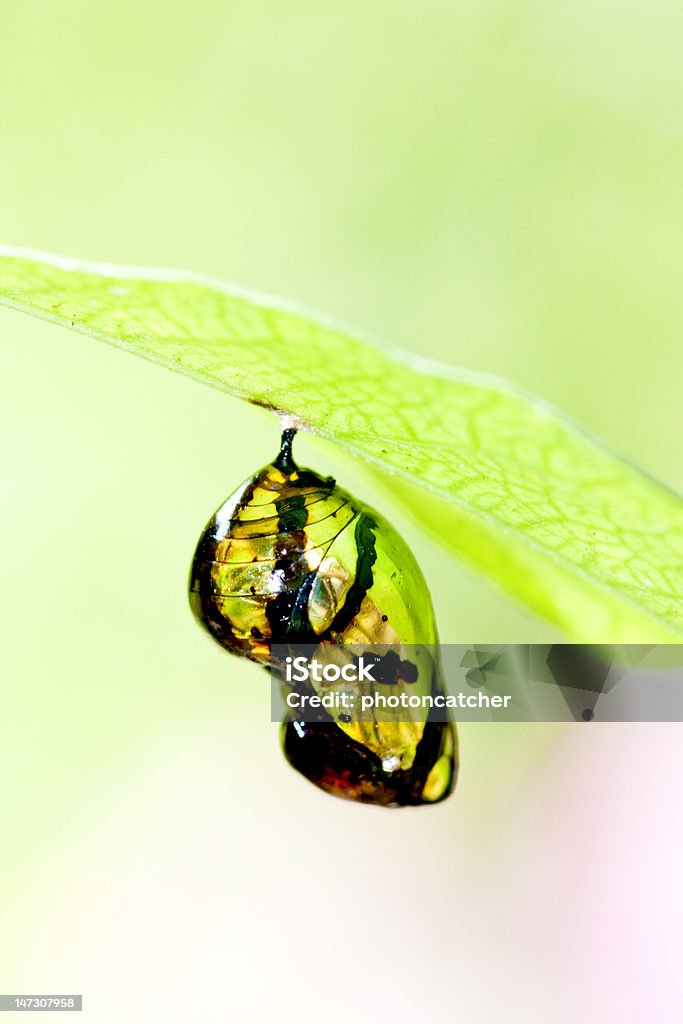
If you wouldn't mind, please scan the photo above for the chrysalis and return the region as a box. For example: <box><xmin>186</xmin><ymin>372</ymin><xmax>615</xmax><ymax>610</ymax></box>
<box><xmin>189</xmin><ymin>430</ymin><xmax>457</xmax><ymax>807</ymax></box>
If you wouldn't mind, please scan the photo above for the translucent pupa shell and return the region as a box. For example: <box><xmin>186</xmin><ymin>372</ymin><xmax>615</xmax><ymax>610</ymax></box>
<box><xmin>189</xmin><ymin>430</ymin><xmax>457</xmax><ymax>807</ymax></box>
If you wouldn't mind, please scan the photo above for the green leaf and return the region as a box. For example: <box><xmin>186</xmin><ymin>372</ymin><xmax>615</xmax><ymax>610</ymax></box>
<box><xmin>1</xmin><ymin>246</ymin><xmax>682</xmax><ymax>641</ymax></box>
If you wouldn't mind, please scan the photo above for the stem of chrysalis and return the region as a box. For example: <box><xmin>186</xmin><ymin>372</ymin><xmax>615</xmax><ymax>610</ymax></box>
<box><xmin>274</xmin><ymin>428</ymin><xmax>297</xmax><ymax>473</ymax></box>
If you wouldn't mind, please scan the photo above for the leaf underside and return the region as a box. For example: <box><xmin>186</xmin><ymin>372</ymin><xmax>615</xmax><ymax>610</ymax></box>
<box><xmin>1</xmin><ymin>247</ymin><xmax>682</xmax><ymax>641</ymax></box>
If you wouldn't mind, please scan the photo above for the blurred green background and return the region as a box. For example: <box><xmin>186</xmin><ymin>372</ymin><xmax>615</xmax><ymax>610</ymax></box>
<box><xmin>1</xmin><ymin>3</ymin><xmax>682</xmax><ymax>1020</ymax></box>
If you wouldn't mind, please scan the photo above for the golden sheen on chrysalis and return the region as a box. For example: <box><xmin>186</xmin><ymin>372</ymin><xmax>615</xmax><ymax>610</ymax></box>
<box><xmin>189</xmin><ymin>429</ymin><xmax>457</xmax><ymax>807</ymax></box>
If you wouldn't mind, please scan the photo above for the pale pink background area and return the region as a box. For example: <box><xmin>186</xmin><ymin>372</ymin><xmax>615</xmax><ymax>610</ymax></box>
<box><xmin>8</xmin><ymin>715</ymin><xmax>682</xmax><ymax>1023</ymax></box>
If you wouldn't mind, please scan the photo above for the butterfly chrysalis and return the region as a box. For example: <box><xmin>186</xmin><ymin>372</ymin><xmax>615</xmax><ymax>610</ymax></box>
<box><xmin>189</xmin><ymin>429</ymin><xmax>457</xmax><ymax>807</ymax></box>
